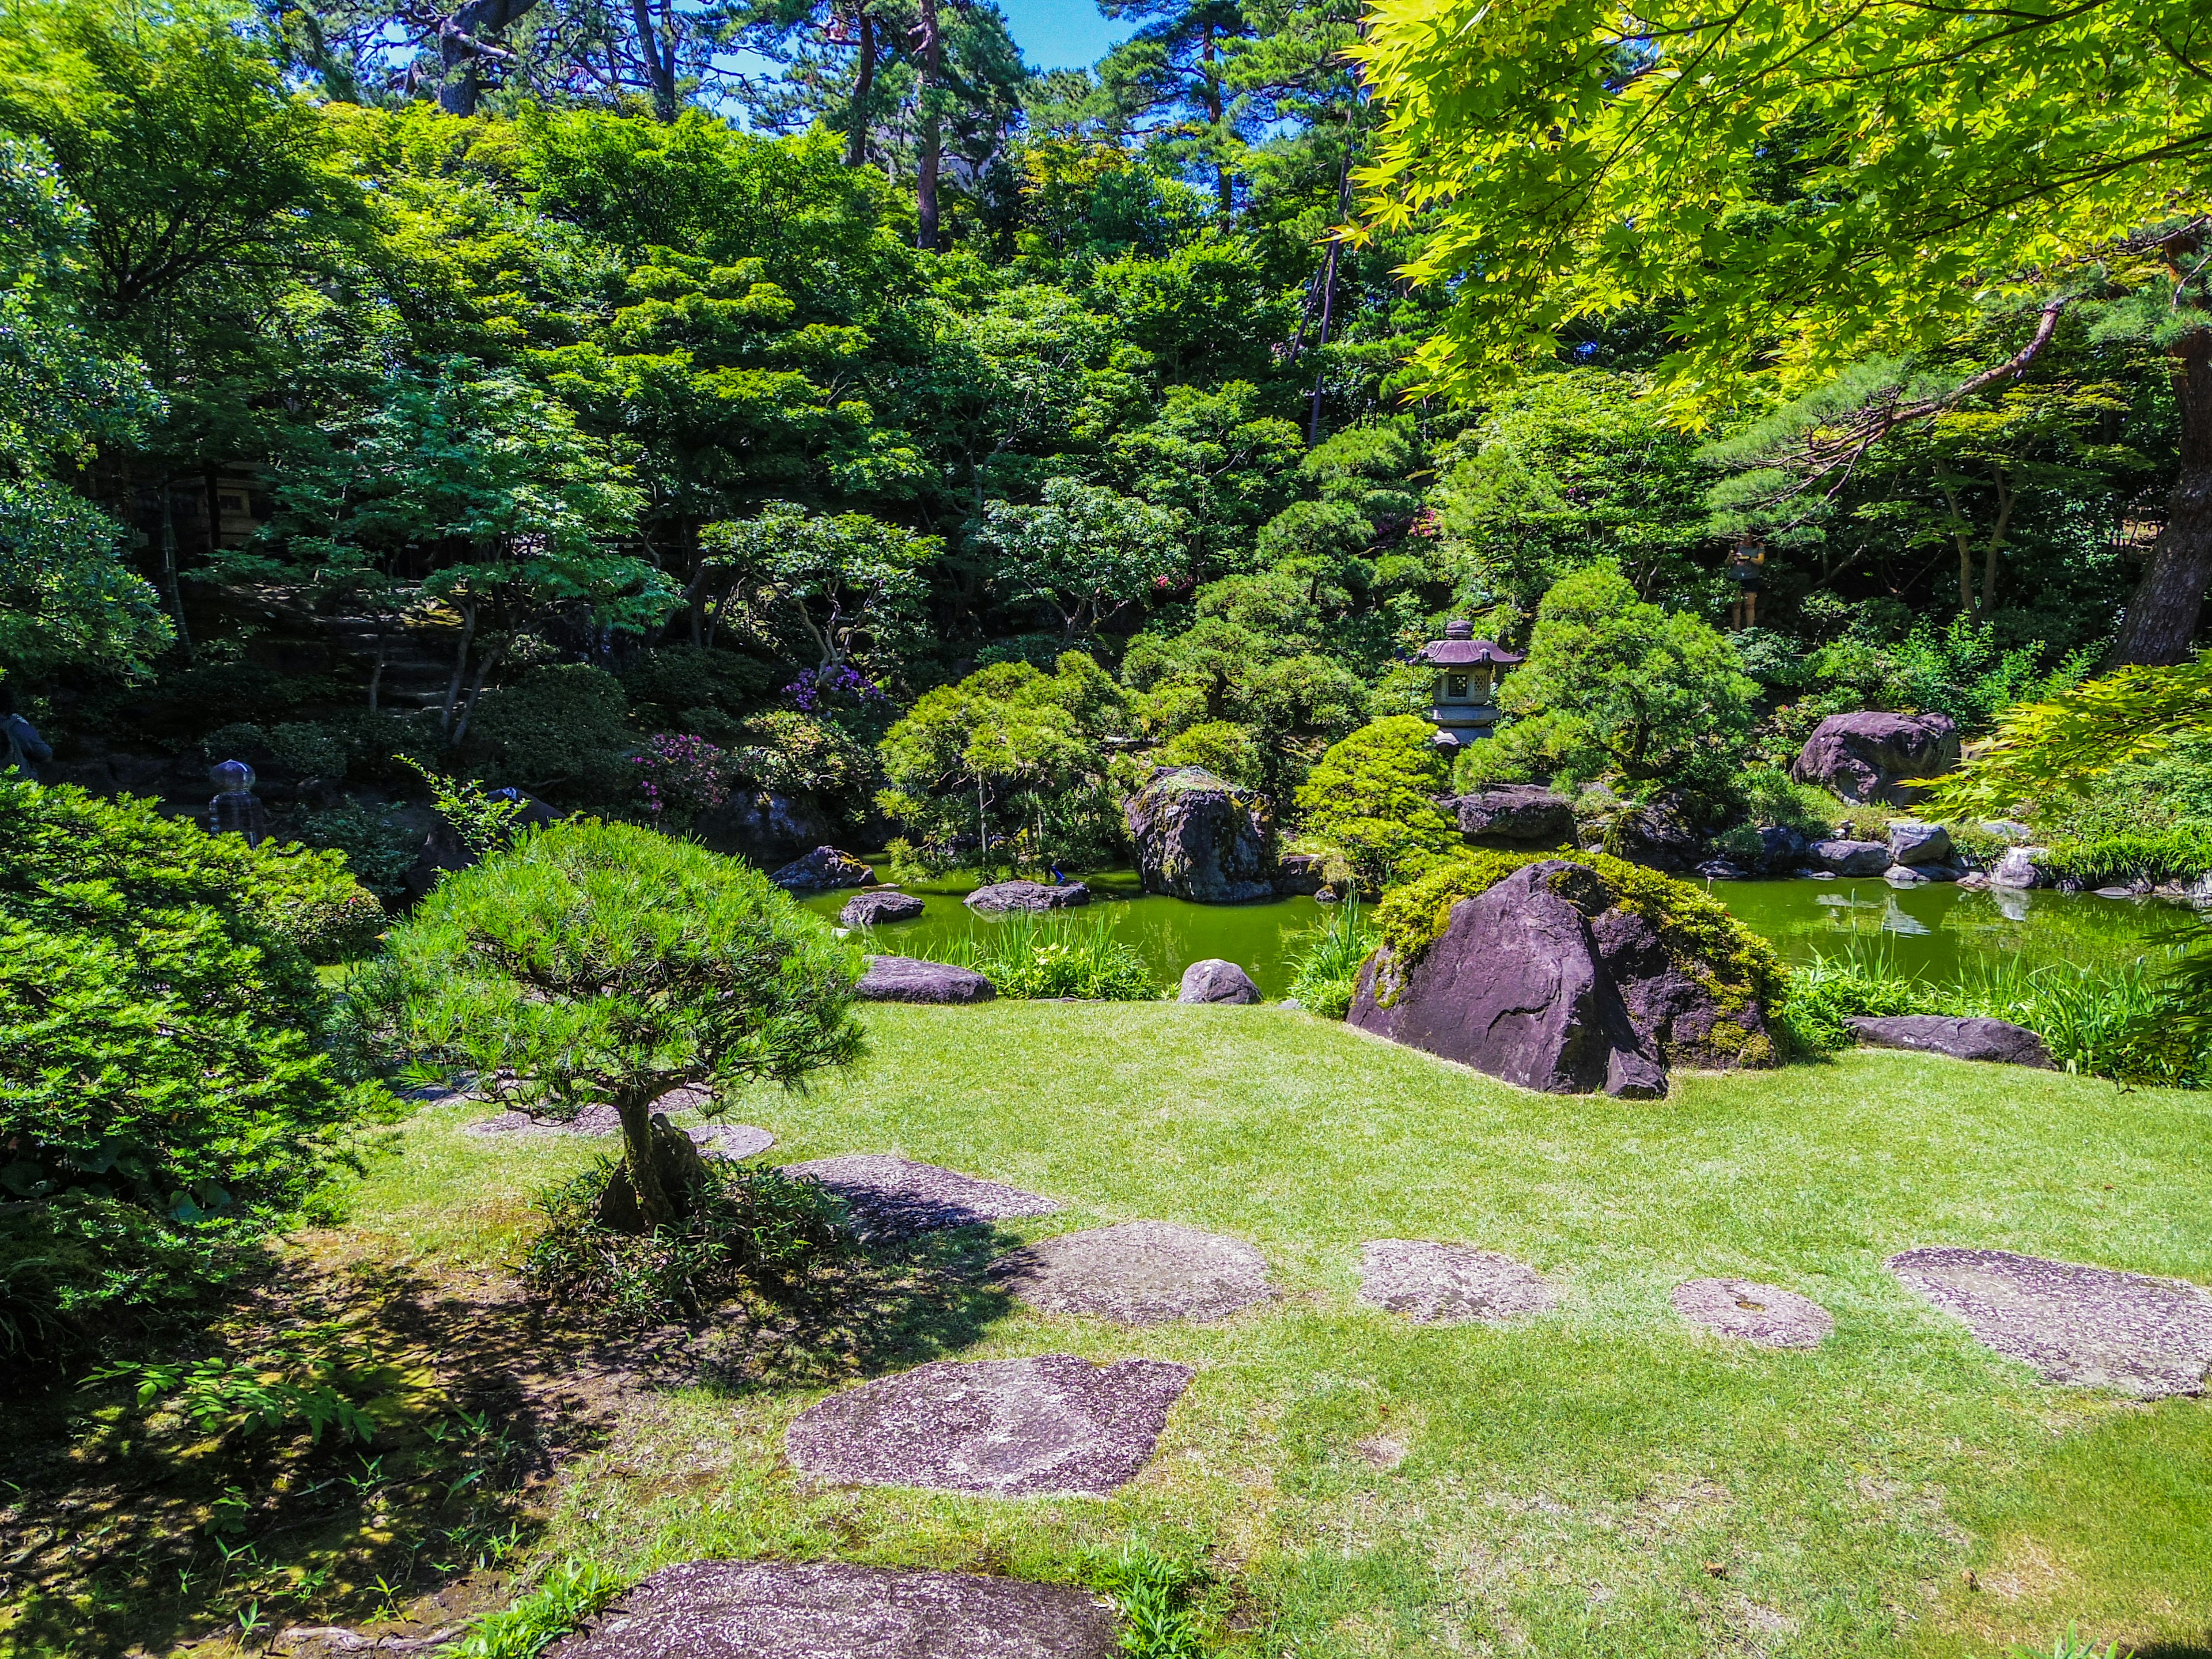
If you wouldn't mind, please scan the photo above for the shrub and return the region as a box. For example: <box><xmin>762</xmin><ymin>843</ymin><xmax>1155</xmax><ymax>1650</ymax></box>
<box><xmin>523</xmin><ymin>1156</ymin><xmax>857</xmax><ymax>1323</ymax></box>
<box><xmin>1283</xmin><ymin>895</ymin><xmax>1374</xmax><ymax>1018</ymax></box>
<box><xmin>0</xmin><ymin>783</ymin><xmax>380</xmax><ymax>1362</ymax></box>
<box><xmin>293</xmin><ymin>798</ymin><xmax>419</xmax><ymax>902</ymax></box>
<box><xmin>633</xmin><ymin>732</ymin><xmax>737</xmax><ymax>827</ymax></box>
<box><xmin>941</xmin><ymin>912</ymin><xmax>1157</xmax><ymax>1000</ymax></box>
<box><xmin>1154</xmin><ymin>719</ymin><xmax>1264</xmax><ymax>789</ymax></box>
<box><xmin>2040</xmin><ymin>828</ymin><xmax>2212</xmax><ymax>889</ymax></box>
<box><xmin>1294</xmin><ymin>716</ymin><xmax>1459</xmax><ymax>892</ymax></box>
<box><xmin>1832</xmin><ymin>802</ymin><xmax>1892</xmax><ymax>843</ymax></box>
<box><xmin>1712</xmin><ymin>823</ymin><xmax>1767</xmax><ymax>866</ymax></box>
<box><xmin>619</xmin><ymin>643</ymin><xmax>775</xmax><ymax>732</ymax></box>
<box><xmin>1730</xmin><ymin>765</ymin><xmax>1837</xmax><ymax>836</ymax></box>
<box><xmin>463</xmin><ymin>663</ymin><xmax>637</xmax><ymax>802</ymax></box>
<box><xmin>366</xmin><ymin>820</ymin><xmax>860</xmax><ymax>1230</ymax></box>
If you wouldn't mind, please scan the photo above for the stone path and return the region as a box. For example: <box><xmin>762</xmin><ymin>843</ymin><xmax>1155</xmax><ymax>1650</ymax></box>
<box><xmin>1889</xmin><ymin>1247</ymin><xmax>2212</xmax><ymax>1398</ymax></box>
<box><xmin>779</xmin><ymin>1155</ymin><xmax>1060</xmax><ymax>1238</ymax></box>
<box><xmin>547</xmin><ymin>1560</ymin><xmax>1118</xmax><ymax>1659</ymax></box>
<box><xmin>786</xmin><ymin>1354</ymin><xmax>1192</xmax><ymax>1498</ymax></box>
<box><xmin>1357</xmin><ymin>1241</ymin><xmax>1556</xmax><ymax>1324</ymax></box>
<box><xmin>1671</xmin><ymin>1278</ymin><xmax>1834</xmax><ymax>1349</ymax></box>
<box><xmin>992</xmin><ymin>1222</ymin><xmax>1274</xmax><ymax>1325</ymax></box>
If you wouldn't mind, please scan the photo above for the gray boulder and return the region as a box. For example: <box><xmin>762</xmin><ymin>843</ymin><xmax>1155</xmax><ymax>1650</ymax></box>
<box><xmin>1604</xmin><ymin>802</ymin><xmax>1702</xmax><ymax>874</ymax></box>
<box><xmin>1884</xmin><ymin>864</ymin><xmax>1930</xmax><ymax>884</ymax></box>
<box><xmin>1811</xmin><ymin>839</ymin><xmax>1890</xmax><ymax>876</ymax></box>
<box><xmin>1792</xmin><ymin>710</ymin><xmax>1961</xmax><ymax>805</ymax></box>
<box><xmin>855</xmin><ymin>955</ymin><xmax>996</xmax><ymax>1004</ymax></box>
<box><xmin>1888</xmin><ymin>820</ymin><xmax>1953</xmax><ymax>866</ymax></box>
<box><xmin>1274</xmin><ymin>852</ymin><xmax>1326</xmax><ymax>895</ymax></box>
<box><xmin>965</xmin><ymin>878</ymin><xmax>1090</xmax><ymax>913</ymax></box>
<box><xmin>840</xmin><ymin>888</ymin><xmax>925</xmax><ymax>927</ymax></box>
<box><xmin>1451</xmin><ymin>785</ymin><xmax>1575</xmax><ymax>849</ymax></box>
<box><xmin>1179</xmin><ymin>959</ymin><xmax>1260</xmax><ymax>1004</ymax></box>
<box><xmin>768</xmin><ymin>845</ymin><xmax>874</xmax><ymax>892</ymax></box>
<box><xmin>1694</xmin><ymin>858</ymin><xmax>1751</xmax><ymax>881</ymax></box>
<box><xmin>1846</xmin><ymin>1014</ymin><xmax>2055</xmax><ymax>1069</ymax></box>
<box><xmin>1991</xmin><ymin>845</ymin><xmax>2050</xmax><ymax>889</ymax></box>
<box><xmin>1124</xmin><ymin>766</ymin><xmax>1277</xmax><ymax>902</ymax></box>
<box><xmin>1348</xmin><ymin>862</ymin><xmax>1669</xmax><ymax>1099</ymax></box>
<box><xmin>1750</xmin><ymin>824</ymin><xmax>1808</xmax><ymax>873</ymax></box>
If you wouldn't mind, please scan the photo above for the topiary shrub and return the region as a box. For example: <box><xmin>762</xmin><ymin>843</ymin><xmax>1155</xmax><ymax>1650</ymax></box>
<box><xmin>1294</xmin><ymin>716</ymin><xmax>1460</xmax><ymax>892</ymax></box>
<box><xmin>0</xmin><ymin>783</ymin><xmax>383</xmax><ymax>1364</ymax></box>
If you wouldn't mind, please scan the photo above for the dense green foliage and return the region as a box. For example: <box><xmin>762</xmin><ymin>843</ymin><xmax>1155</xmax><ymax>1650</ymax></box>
<box><xmin>1293</xmin><ymin>715</ymin><xmax>1456</xmax><ymax>890</ymax></box>
<box><xmin>0</xmin><ymin>783</ymin><xmax>380</xmax><ymax>1360</ymax></box>
<box><xmin>937</xmin><ymin>911</ymin><xmax>1158</xmax><ymax>1001</ymax></box>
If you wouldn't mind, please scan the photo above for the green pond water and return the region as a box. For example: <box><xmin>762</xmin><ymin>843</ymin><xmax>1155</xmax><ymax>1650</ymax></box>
<box><xmin>801</xmin><ymin>863</ymin><xmax>2197</xmax><ymax>1000</ymax></box>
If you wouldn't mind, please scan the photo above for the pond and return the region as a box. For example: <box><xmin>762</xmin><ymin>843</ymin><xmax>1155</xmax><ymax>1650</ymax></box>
<box><xmin>800</xmin><ymin>861</ymin><xmax>2200</xmax><ymax>1000</ymax></box>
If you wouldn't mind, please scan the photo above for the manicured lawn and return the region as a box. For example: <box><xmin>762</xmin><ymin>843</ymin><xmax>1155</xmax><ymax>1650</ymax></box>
<box><xmin>340</xmin><ymin>1003</ymin><xmax>2212</xmax><ymax>1659</ymax></box>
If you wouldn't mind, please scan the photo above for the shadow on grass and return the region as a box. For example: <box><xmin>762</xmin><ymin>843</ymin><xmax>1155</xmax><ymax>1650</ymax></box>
<box><xmin>2128</xmin><ymin>1642</ymin><xmax>2212</xmax><ymax>1659</ymax></box>
<box><xmin>0</xmin><ymin>1256</ymin><xmax>624</xmax><ymax>1659</ymax></box>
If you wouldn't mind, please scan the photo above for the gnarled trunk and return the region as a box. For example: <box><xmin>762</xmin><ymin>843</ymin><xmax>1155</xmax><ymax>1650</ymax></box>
<box><xmin>2113</xmin><ymin>325</ymin><xmax>2212</xmax><ymax>666</ymax></box>
<box><xmin>844</xmin><ymin>6</ymin><xmax>876</xmax><ymax>168</ymax></box>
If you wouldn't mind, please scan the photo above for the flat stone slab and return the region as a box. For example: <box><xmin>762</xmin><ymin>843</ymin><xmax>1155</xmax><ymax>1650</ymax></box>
<box><xmin>778</xmin><ymin>1154</ymin><xmax>1060</xmax><ymax>1238</ymax></box>
<box><xmin>1672</xmin><ymin>1278</ymin><xmax>1834</xmax><ymax>1349</ymax></box>
<box><xmin>1847</xmin><ymin>1014</ymin><xmax>2055</xmax><ymax>1069</ymax></box>
<box><xmin>1889</xmin><ymin>1247</ymin><xmax>2212</xmax><ymax>1398</ymax></box>
<box><xmin>1357</xmin><ymin>1240</ymin><xmax>1557</xmax><ymax>1324</ymax></box>
<box><xmin>465</xmin><ymin>1103</ymin><xmax>623</xmax><ymax>1137</ymax></box>
<box><xmin>991</xmin><ymin>1222</ymin><xmax>1274</xmax><ymax>1325</ymax></box>
<box><xmin>548</xmin><ymin>1558</ymin><xmax>1118</xmax><ymax>1659</ymax></box>
<box><xmin>857</xmin><ymin>955</ymin><xmax>997</xmax><ymax>1003</ymax></box>
<box><xmin>786</xmin><ymin>1354</ymin><xmax>1193</xmax><ymax>1497</ymax></box>
<box><xmin>695</xmin><ymin>1123</ymin><xmax>775</xmax><ymax>1160</ymax></box>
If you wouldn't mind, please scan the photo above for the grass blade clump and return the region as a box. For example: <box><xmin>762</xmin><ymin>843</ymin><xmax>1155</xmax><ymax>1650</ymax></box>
<box><xmin>452</xmin><ymin>1560</ymin><xmax>621</xmax><ymax>1659</ymax></box>
<box><xmin>1283</xmin><ymin>895</ymin><xmax>1374</xmax><ymax>1018</ymax></box>
<box><xmin>942</xmin><ymin>912</ymin><xmax>1157</xmax><ymax>1000</ymax></box>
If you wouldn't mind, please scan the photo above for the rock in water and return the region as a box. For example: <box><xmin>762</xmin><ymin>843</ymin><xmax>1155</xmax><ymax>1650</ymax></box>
<box><xmin>1810</xmin><ymin>839</ymin><xmax>1889</xmax><ymax>876</ymax></box>
<box><xmin>1178</xmin><ymin>959</ymin><xmax>1260</xmax><ymax>1004</ymax></box>
<box><xmin>855</xmin><ymin>955</ymin><xmax>996</xmax><ymax>1003</ymax></box>
<box><xmin>1887</xmin><ymin>820</ymin><xmax>1953</xmax><ymax>866</ymax></box>
<box><xmin>548</xmin><ymin>1559</ymin><xmax>1119</xmax><ymax>1659</ymax></box>
<box><xmin>1274</xmin><ymin>852</ymin><xmax>1326</xmax><ymax>895</ymax></box>
<box><xmin>965</xmin><ymin>879</ymin><xmax>1090</xmax><ymax>914</ymax></box>
<box><xmin>769</xmin><ymin>846</ymin><xmax>875</xmax><ymax>892</ymax></box>
<box><xmin>991</xmin><ymin>1222</ymin><xmax>1274</xmax><ymax>1324</ymax></box>
<box><xmin>1348</xmin><ymin>862</ymin><xmax>1668</xmax><ymax>1098</ymax></box>
<box><xmin>840</xmin><ymin>888</ymin><xmax>926</xmax><ymax>927</ymax></box>
<box><xmin>1888</xmin><ymin>1247</ymin><xmax>2212</xmax><ymax>1398</ymax></box>
<box><xmin>1125</xmin><ymin>766</ymin><xmax>1278</xmax><ymax>902</ymax></box>
<box><xmin>785</xmin><ymin>1354</ymin><xmax>1193</xmax><ymax>1496</ymax></box>
<box><xmin>1846</xmin><ymin>1014</ymin><xmax>2055</xmax><ymax>1068</ymax></box>
<box><xmin>777</xmin><ymin>1154</ymin><xmax>1058</xmax><ymax>1237</ymax></box>
<box><xmin>1671</xmin><ymin>1278</ymin><xmax>1834</xmax><ymax>1349</ymax></box>
<box><xmin>1450</xmin><ymin>785</ymin><xmax>1575</xmax><ymax>849</ymax></box>
<box><xmin>1792</xmin><ymin>711</ymin><xmax>1961</xmax><ymax>805</ymax></box>
<box><xmin>1990</xmin><ymin>845</ymin><xmax>2050</xmax><ymax>889</ymax></box>
<box><xmin>1357</xmin><ymin>1241</ymin><xmax>1556</xmax><ymax>1324</ymax></box>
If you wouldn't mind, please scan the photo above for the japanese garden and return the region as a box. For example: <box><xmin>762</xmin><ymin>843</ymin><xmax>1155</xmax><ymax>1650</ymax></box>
<box><xmin>3</xmin><ymin>0</ymin><xmax>2211</xmax><ymax>1655</ymax></box>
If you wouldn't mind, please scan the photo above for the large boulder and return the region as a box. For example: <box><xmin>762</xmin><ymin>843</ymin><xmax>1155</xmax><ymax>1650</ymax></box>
<box><xmin>1124</xmin><ymin>766</ymin><xmax>1277</xmax><ymax>902</ymax></box>
<box><xmin>855</xmin><ymin>956</ymin><xmax>996</xmax><ymax>1003</ymax></box>
<box><xmin>1810</xmin><ymin>838</ymin><xmax>1890</xmax><ymax>876</ymax></box>
<box><xmin>1792</xmin><ymin>711</ymin><xmax>1961</xmax><ymax>805</ymax></box>
<box><xmin>1450</xmin><ymin>785</ymin><xmax>1575</xmax><ymax>849</ymax></box>
<box><xmin>1603</xmin><ymin>802</ymin><xmax>1701</xmax><ymax>874</ymax></box>
<box><xmin>840</xmin><ymin>888</ymin><xmax>925</xmax><ymax>927</ymax></box>
<box><xmin>1846</xmin><ymin>1014</ymin><xmax>2055</xmax><ymax>1069</ymax></box>
<box><xmin>1887</xmin><ymin>820</ymin><xmax>1953</xmax><ymax>866</ymax></box>
<box><xmin>768</xmin><ymin>845</ymin><xmax>874</xmax><ymax>892</ymax></box>
<box><xmin>1178</xmin><ymin>959</ymin><xmax>1260</xmax><ymax>1004</ymax></box>
<box><xmin>965</xmin><ymin>878</ymin><xmax>1089</xmax><ymax>914</ymax></box>
<box><xmin>1749</xmin><ymin>824</ymin><xmax>1808</xmax><ymax>874</ymax></box>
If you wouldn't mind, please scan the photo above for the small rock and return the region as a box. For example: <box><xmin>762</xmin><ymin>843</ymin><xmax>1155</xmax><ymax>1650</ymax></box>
<box><xmin>1887</xmin><ymin>820</ymin><xmax>1953</xmax><ymax>866</ymax></box>
<box><xmin>855</xmin><ymin>955</ymin><xmax>996</xmax><ymax>1003</ymax></box>
<box><xmin>965</xmin><ymin>879</ymin><xmax>1090</xmax><ymax>914</ymax></box>
<box><xmin>1357</xmin><ymin>1240</ymin><xmax>1557</xmax><ymax>1324</ymax></box>
<box><xmin>785</xmin><ymin>1354</ymin><xmax>1194</xmax><ymax>1496</ymax></box>
<box><xmin>992</xmin><ymin>1221</ymin><xmax>1274</xmax><ymax>1325</ymax></box>
<box><xmin>548</xmin><ymin>1559</ymin><xmax>1119</xmax><ymax>1659</ymax></box>
<box><xmin>840</xmin><ymin>888</ymin><xmax>926</xmax><ymax>927</ymax></box>
<box><xmin>769</xmin><ymin>846</ymin><xmax>874</xmax><ymax>892</ymax></box>
<box><xmin>777</xmin><ymin>1154</ymin><xmax>1059</xmax><ymax>1237</ymax></box>
<box><xmin>1315</xmin><ymin>885</ymin><xmax>1341</xmax><ymax>903</ymax></box>
<box><xmin>1671</xmin><ymin>1278</ymin><xmax>1834</xmax><ymax>1349</ymax></box>
<box><xmin>1178</xmin><ymin>959</ymin><xmax>1260</xmax><ymax>1004</ymax></box>
<box><xmin>1884</xmin><ymin>863</ymin><xmax>1929</xmax><ymax>884</ymax></box>
<box><xmin>1990</xmin><ymin>845</ymin><xmax>2050</xmax><ymax>890</ymax></box>
<box><xmin>2093</xmin><ymin>886</ymin><xmax>2139</xmax><ymax>900</ymax></box>
<box><xmin>691</xmin><ymin>1123</ymin><xmax>775</xmax><ymax>1160</ymax></box>
<box><xmin>1979</xmin><ymin>819</ymin><xmax>2033</xmax><ymax>842</ymax></box>
<box><xmin>1846</xmin><ymin>1014</ymin><xmax>2055</xmax><ymax>1069</ymax></box>
<box><xmin>1811</xmin><ymin>839</ymin><xmax>1890</xmax><ymax>876</ymax></box>
<box><xmin>1274</xmin><ymin>852</ymin><xmax>1326</xmax><ymax>895</ymax></box>
<box><xmin>1751</xmin><ymin>825</ymin><xmax>1808</xmax><ymax>872</ymax></box>
<box><xmin>1889</xmin><ymin>1247</ymin><xmax>2212</xmax><ymax>1398</ymax></box>
<box><xmin>1694</xmin><ymin>858</ymin><xmax>1750</xmax><ymax>881</ymax></box>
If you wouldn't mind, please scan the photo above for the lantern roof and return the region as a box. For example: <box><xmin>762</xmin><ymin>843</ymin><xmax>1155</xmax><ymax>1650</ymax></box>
<box><xmin>1417</xmin><ymin>619</ymin><xmax>1524</xmax><ymax>668</ymax></box>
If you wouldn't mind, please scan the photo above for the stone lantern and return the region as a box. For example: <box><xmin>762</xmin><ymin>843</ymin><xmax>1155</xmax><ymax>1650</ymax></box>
<box><xmin>1416</xmin><ymin>619</ymin><xmax>1523</xmax><ymax>748</ymax></box>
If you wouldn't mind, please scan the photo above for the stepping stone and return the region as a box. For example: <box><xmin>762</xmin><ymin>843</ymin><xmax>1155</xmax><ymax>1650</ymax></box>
<box><xmin>857</xmin><ymin>955</ymin><xmax>997</xmax><ymax>1004</ymax></box>
<box><xmin>786</xmin><ymin>1354</ymin><xmax>1192</xmax><ymax>1498</ymax></box>
<box><xmin>1889</xmin><ymin>1247</ymin><xmax>2212</xmax><ymax>1398</ymax></box>
<box><xmin>1357</xmin><ymin>1240</ymin><xmax>1557</xmax><ymax>1324</ymax></box>
<box><xmin>1672</xmin><ymin>1278</ymin><xmax>1834</xmax><ymax>1349</ymax></box>
<box><xmin>464</xmin><ymin>1102</ymin><xmax>624</xmax><ymax>1137</ymax></box>
<box><xmin>992</xmin><ymin>1222</ymin><xmax>1273</xmax><ymax>1325</ymax></box>
<box><xmin>778</xmin><ymin>1154</ymin><xmax>1060</xmax><ymax>1238</ymax></box>
<box><xmin>691</xmin><ymin>1123</ymin><xmax>775</xmax><ymax>1160</ymax></box>
<box><xmin>548</xmin><ymin>1559</ymin><xmax>1118</xmax><ymax>1658</ymax></box>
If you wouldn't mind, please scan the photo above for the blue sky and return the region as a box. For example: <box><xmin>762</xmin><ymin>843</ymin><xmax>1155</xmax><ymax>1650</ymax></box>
<box><xmin>996</xmin><ymin>0</ymin><xmax>1135</xmax><ymax>71</ymax></box>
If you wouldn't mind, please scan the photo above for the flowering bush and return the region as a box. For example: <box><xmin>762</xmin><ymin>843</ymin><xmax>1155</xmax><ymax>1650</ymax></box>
<box><xmin>634</xmin><ymin>733</ymin><xmax>736</xmax><ymax>826</ymax></box>
<box><xmin>784</xmin><ymin>664</ymin><xmax>887</xmax><ymax>715</ymax></box>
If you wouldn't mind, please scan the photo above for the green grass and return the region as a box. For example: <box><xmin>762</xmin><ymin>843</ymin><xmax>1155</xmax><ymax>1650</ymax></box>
<box><xmin>20</xmin><ymin>1006</ymin><xmax>2212</xmax><ymax>1658</ymax></box>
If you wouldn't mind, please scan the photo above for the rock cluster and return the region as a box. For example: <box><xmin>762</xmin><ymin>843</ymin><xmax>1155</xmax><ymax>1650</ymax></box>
<box><xmin>768</xmin><ymin>846</ymin><xmax>876</xmax><ymax>892</ymax></box>
<box><xmin>1792</xmin><ymin>710</ymin><xmax>1960</xmax><ymax>805</ymax></box>
<box><xmin>1124</xmin><ymin>766</ymin><xmax>1278</xmax><ymax>902</ymax></box>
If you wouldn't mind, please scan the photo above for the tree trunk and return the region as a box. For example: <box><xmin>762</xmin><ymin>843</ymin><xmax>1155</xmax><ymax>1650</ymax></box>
<box><xmin>1308</xmin><ymin>237</ymin><xmax>1340</xmax><ymax>447</ymax></box>
<box><xmin>845</xmin><ymin>6</ymin><xmax>875</xmax><ymax>169</ymax></box>
<box><xmin>440</xmin><ymin>600</ymin><xmax>476</xmax><ymax>735</ymax></box>
<box><xmin>450</xmin><ymin>640</ymin><xmax>504</xmax><ymax>745</ymax></box>
<box><xmin>368</xmin><ymin>627</ymin><xmax>387</xmax><ymax>713</ymax></box>
<box><xmin>158</xmin><ymin>474</ymin><xmax>193</xmax><ymax>661</ymax></box>
<box><xmin>914</xmin><ymin>0</ymin><xmax>942</xmax><ymax>249</ymax></box>
<box><xmin>2113</xmin><ymin>325</ymin><xmax>2212</xmax><ymax>666</ymax></box>
<box><xmin>630</xmin><ymin>0</ymin><xmax>676</xmax><ymax>120</ymax></box>
<box><xmin>615</xmin><ymin>1100</ymin><xmax>680</xmax><ymax>1230</ymax></box>
<box><xmin>1205</xmin><ymin>26</ymin><xmax>1229</xmax><ymax>214</ymax></box>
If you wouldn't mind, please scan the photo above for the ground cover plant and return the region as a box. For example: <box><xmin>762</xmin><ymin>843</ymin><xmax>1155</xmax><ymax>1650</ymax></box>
<box><xmin>934</xmin><ymin>910</ymin><xmax>1160</xmax><ymax>1001</ymax></box>
<box><xmin>9</xmin><ymin>1004</ymin><xmax>2205</xmax><ymax>1657</ymax></box>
